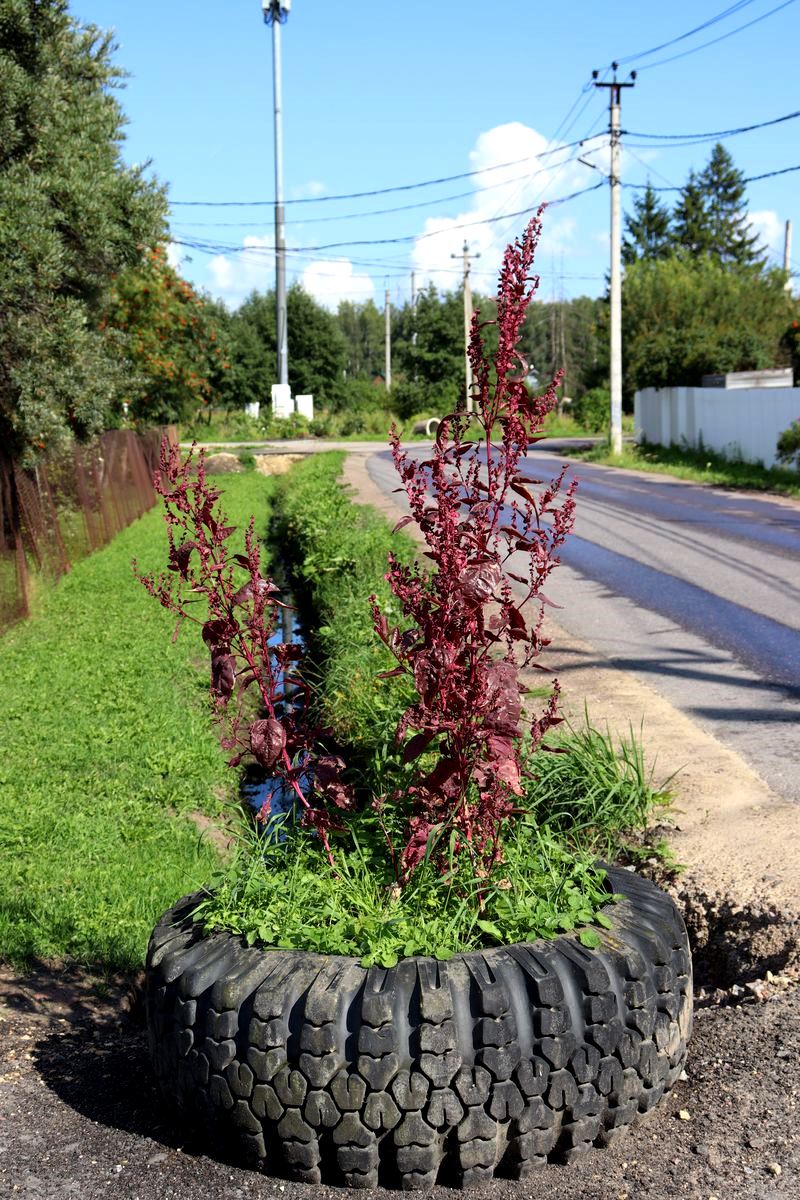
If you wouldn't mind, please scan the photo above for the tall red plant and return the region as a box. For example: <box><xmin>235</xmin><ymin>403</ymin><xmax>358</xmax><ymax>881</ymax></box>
<box><xmin>135</xmin><ymin>441</ymin><xmax>353</xmax><ymax>865</ymax></box>
<box><xmin>371</xmin><ymin>209</ymin><xmax>576</xmax><ymax>879</ymax></box>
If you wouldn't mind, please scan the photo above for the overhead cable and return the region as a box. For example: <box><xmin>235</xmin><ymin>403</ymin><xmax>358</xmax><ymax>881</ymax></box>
<box><xmin>615</xmin><ymin>0</ymin><xmax>759</xmax><ymax>65</ymax></box>
<box><xmin>170</xmin><ymin>135</ymin><xmax>605</xmax><ymax>208</ymax></box>
<box><xmin>623</xmin><ymin>107</ymin><xmax>800</xmax><ymax>142</ymax></box>
<box><xmin>622</xmin><ymin>162</ymin><xmax>800</xmax><ymax>192</ymax></box>
<box><xmin>628</xmin><ymin>0</ymin><xmax>798</xmax><ymax>72</ymax></box>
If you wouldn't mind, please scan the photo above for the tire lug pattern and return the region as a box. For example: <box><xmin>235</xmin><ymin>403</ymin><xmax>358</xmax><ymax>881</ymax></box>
<box><xmin>147</xmin><ymin>869</ymin><xmax>692</xmax><ymax>1189</ymax></box>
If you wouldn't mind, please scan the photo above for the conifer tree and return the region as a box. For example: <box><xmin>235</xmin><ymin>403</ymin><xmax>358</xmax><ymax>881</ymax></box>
<box><xmin>672</xmin><ymin>169</ymin><xmax>709</xmax><ymax>257</ymax></box>
<box><xmin>699</xmin><ymin>142</ymin><xmax>764</xmax><ymax>267</ymax></box>
<box><xmin>622</xmin><ymin>183</ymin><xmax>673</xmax><ymax>265</ymax></box>
<box><xmin>672</xmin><ymin>144</ymin><xmax>763</xmax><ymax>267</ymax></box>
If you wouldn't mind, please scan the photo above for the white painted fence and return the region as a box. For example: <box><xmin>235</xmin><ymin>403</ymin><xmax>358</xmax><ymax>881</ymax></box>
<box><xmin>634</xmin><ymin>386</ymin><xmax>799</xmax><ymax>469</ymax></box>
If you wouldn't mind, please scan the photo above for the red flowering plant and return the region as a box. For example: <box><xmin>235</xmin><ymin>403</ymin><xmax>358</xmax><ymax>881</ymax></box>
<box><xmin>371</xmin><ymin>209</ymin><xmax>576</xmax><ymax>885</ymax></box>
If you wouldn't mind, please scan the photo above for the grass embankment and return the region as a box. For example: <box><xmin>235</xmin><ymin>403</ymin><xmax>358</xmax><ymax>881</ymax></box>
<box><xmin>572</xmin><ymin>440</ymin><xmax>800</xmax><ymax>498</ymax></box>
<box><xmin>200</xmin><ymin>453</ymin><xmax>670</xmax><ymax>966</ymax></box>
<box><xmin>0</xmin><ymin>471</ymin><xmax>276</xmax><ymax>971</ymax></box>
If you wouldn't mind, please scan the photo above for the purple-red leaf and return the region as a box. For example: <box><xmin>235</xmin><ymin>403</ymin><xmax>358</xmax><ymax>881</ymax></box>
<box><xmin>250</xmin><ymin>718</ymin><xmax>286</xmax><ymax>770</ymax></box>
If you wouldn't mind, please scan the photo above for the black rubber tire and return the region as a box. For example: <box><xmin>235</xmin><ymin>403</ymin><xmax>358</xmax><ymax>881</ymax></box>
<box><xmin>146</xmin><ymin>867</ymin><xmax>692</xmax><ymax>1189</ymax></box>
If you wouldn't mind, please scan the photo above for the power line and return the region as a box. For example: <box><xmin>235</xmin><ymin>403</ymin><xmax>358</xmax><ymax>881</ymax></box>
<box><xmin>629</xmin><ymin>0</ymin><xmax>798</xmax><ymax>72</ymax></box>
<box><xmin>616</xmin><ymin>1</ymin><xmax>759</xmax><ymax>65</ymax></box>
<box><xmin>169</xmin><ymin>135</ymin><xmax>604</xmax><ymax>208</ymax></box>
<box><xmin>623</xmin><ymin>107</ymin><xmax>800</xmax><ymax>143</ymax></box>
<box><xmin>173</xmin><ymin>181</ymin><xmax>605</xmax><ymax>257</ymax></box>
<box><xmin>170</xmin><ymin>147</ymin><xmax>600</xmax><ymax>229</ymax></box>
<box><xmin>622</xmin><ymin>161</ymin><xmax>800</xmax><ymax>192</ymax></box>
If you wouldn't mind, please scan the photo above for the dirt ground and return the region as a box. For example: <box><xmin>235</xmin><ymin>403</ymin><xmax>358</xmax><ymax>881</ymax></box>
<box><xmin>1</xmin><ymin>451</ymin><xmax>798</xmax><ymax>1198</ymax></box>
<box><xmin>0</xmin><ymin>947</ymin><xmax>798</xmax><ymax>1200</ymax></box>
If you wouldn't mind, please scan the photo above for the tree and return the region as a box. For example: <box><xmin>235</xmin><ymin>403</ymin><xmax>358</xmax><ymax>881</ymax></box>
<box><xmin>673</xmin><ymin>144</ymin><xmax>763</xmax><ymax>267</ymax></box>
<box><xmin>622</xmin><ymin>256</ymin><xmax>794</xmax><ymax>396</ymax></box>
<box><xmin>336</xmin><ymin>299</ymin><xmax>384</xmax><ymax>380</ymax></box>
<box><xmin>671</xmin><ymin>168</ymin><xmax>708</xmax><ymax>257</ymax></box>
<box><xmin>0</xmin><ymin>0</ymin><xmax>167</xmax><ymax>464</ymax></box>
<box><xmin>104</xmin><ymin>247</ymin><xmax>232</xmax><ymax>424</ymax></box>
<box><xmin>522</xmin><ymin>295</ymin><xmax>607</xmax><ymax>399</ymax></box>
<box><xmin>394</xmin><ymin>285</ymin><xmax>464</xmax><ymax>391</ymax></box>
<box><xmin>226</xmin><ymin>285</ymin><xmax>346</xmax><ymax>410</ymax></box>
<box><xmin>286</xmin><ymin>285</ymin><xmax>347</xmax><ymax>403</ymax></box>
<box><xmin>622</xmin><ymin>184</ymin><xmax>672</xmax><ymax>265</ymax></box>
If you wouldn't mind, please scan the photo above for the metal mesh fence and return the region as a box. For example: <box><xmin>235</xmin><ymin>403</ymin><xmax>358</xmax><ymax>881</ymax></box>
<box><xmin>0</xmin><ymin>426</ymin><xmax>176</xmax><ymax>635</ymax></box>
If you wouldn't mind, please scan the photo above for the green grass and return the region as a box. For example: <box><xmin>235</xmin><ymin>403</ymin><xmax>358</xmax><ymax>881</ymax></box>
<box><xmin>276</xmin><ymin>452</ymin><xmax>416</xmax><ymax>753</ymax></box>
<box><xmin>0</xmin><ymin>469</ymin><xmax>276</xmax><ymax>971</ymax></box>
<box><xmin>197</xmin><ymin>805</ymin><xmax>614</xmax><ymax>968</ymax></box>
<box><xmin>571</xmin><ymin>439</ymin><xmax>800</xmax><ymax>497</ymax></box>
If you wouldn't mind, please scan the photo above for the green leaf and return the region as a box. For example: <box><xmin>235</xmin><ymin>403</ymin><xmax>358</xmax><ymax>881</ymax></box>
<box><xmin>476</xmin><ymin>919</ymin><xmax>503</xmax><ymax>941</ymax></box>
<box><xmin>578</xmin><ymin>929</ymin><xmax>602</xmax><ymax>949</ymax></box>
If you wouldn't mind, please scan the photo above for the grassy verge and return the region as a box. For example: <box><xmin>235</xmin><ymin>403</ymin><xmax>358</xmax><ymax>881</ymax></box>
<box><xmin>571</xmin><ymin>440</ymin><xmax>800</xmax><ymax>497</ymax></box>
<box><xmin>0</xmin><ymin>469</ymin><xmax>276</xmax><ymax>971</ymax></box>
<box><xmin>198</xmin><ymin>452</ymin><xmax>671</xmax><ymax>967</ymax></box>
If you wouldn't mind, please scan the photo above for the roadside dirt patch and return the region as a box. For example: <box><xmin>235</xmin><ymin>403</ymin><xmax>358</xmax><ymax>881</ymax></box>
<box><xmin>202</xmin><ymin>452</ymin><xmax>244</xmax><ymax>473</ymax></box>
<box><xmin>254</xmin><ymin>453</ymin><xmax>304</xmax><ymax>476</ymax></box>
<box><xmin>0</xmin><ymin>960</ymin><xmax>797</xmax><ymax>1199</ymax></box>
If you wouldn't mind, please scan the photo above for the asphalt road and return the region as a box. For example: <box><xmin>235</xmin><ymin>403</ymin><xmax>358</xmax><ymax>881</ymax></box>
<box><xmin>366</xmin><ymin>445</ymin><xmax>800</xmax><ymax>804</ymax></box>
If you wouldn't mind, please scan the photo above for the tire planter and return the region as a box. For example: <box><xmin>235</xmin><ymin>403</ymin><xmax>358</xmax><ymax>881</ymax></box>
<box><xmin>146</xmin><ymin>866</ymin><xmax>692</xmax><ymax>1190</ymax></box>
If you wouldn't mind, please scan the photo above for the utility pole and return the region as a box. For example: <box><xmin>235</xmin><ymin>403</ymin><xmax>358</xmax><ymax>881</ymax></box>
<box><xmin>410</xmin><ymin>271</ymin><xmax>418</xmax><ymax>380</ymax></box>
<box><xmin>384</xmin><ymin>287</ymin><xmax>392</xmax><ymax>391</ymax></box>
<box><xmin>452</xmin><ymin>240</ymin><xmax>480</xmax><ymax>412</ymax></box>
<box><xmin>784</xmin><ymin>219</ymin><xmax>793</xmax><ymax>292</ymax></box>
<box><xmin>593</xmin><ymin>63</ymin><xmax>635</xmax><ymax>455</ymax></box>
<box><xmin>262</xmin><ymin>1</ymin><xmax>290</xmax><ymax>391</ymax></box>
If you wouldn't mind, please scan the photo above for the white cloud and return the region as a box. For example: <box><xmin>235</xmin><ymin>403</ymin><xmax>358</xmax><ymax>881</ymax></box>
<box><xmin>292</xmin><ymin>179</ymin><xmax>326</xmax><ymax>199</ymax></box>
<box><xmin>166</xmin><ymin>240</ymin><xmax>185</xmax><ymax>270</ymax></box>
<box><xmin>208</xmin><ymin>234</ymin><xmax>275</xmax><ymax>306</ymax></box>
<box><xmin>300</xmin><ymin>258</ymin><xmax>375</xmax><ymax>310</ymax></box>
<box><xmin>749</xmin><ymin>209</ymin><xmax>785</xmax><ymax>261</ymax></box>
<box><xmin>206</xmin><ymin>235</ymin><xmax>374</xmax><ymax>311</ymax></box>
<box><xmin>410</xmin><ymin>122</ymin><xmax>601</xmax><ymax>293</ymax></box>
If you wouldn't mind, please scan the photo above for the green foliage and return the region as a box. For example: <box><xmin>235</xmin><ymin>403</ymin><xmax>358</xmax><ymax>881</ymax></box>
<box><xmin>227</xmin><ymin>286</ymin><xmax>347</xmax><ymax>409</ymax></box>
<box><xmin>0</xmin><ymin>0</ymin><xmax>167</xmax><ymax>464</ymax></box>
<box><xmin>622</xmin><ymin>256</ymin><xmax>794</xmax><ymax>395</ymax></box>
<box><xmin>275</xmin><ymin>452</ymin><xmax>416</xmax><ymax>750</ymax></box>
<box><xmin>522</xmin><ymin>295</ymin><xmax>608</xmax><ymax>402</ymax></box>
<box><xmin>393</xmin><ymin>285</ymin><xmax>463</xmax><ymax>389</ymax></box>
<box><xmin>623</xmin><ymin>184</ymin><xmax>672</xmax><ymax>266</ymax></box>
<box><xmin>572</xmin><ymin>439</ymin><xmax>800</xmax><ymax>497</ymax></box>
<box><xmin>104</xmin><ymin>246</ymin><xmax>232</xmax><ymax>424</ymax></box>
<box><xmin>389</xmin><ymin>377</ymin><xmax>461</xmax><ymax>420</ymax></box>
<box><xmin>781</xmin><ymin>316</ymin><xmax>800</xmax><ymax>385</ymax></box>
<box><xmin>570</xmin><ymin>386</ymin><xmax>610</xmax><ymax>433</ymax></box>
<box><xmin>337</xmin><ymin>298</ymin><xmax>385</xmax><ymax>380</ymax></box>
<box><xmin>197</xmin><ymin>807</ymin><xmax>612</xmax><ymax>968</ymax></box>
<box><xmin>776</xmin><ymin>418</ymin><xmax>800</xmax><ymax>470</ymax></box>
<box><xmin>0</xmin><ymin>470</ymin><xmax>276</xmax><ymax>969</ymax></box>
<box><xmin>672</xmin><ymin>144</ymin><xmax>764</xmax><ymax>267</ymax></box>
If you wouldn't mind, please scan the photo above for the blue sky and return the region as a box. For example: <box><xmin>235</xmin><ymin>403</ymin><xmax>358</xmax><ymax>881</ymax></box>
<box><xmin>77</xmin><ymin>1</ymin><xmax>799</xmax><ymax>310</ymax></box>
